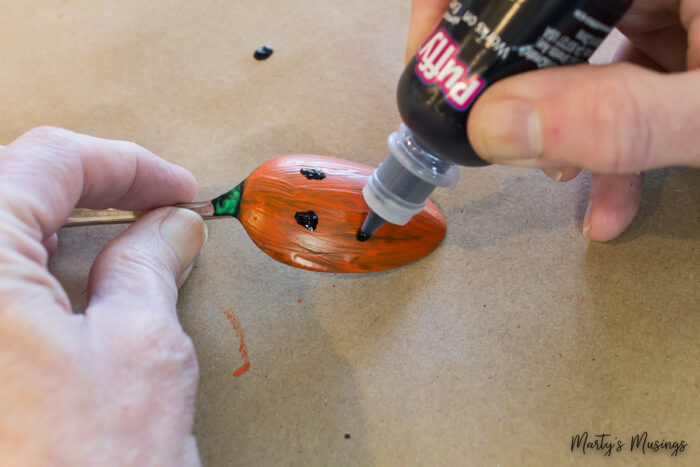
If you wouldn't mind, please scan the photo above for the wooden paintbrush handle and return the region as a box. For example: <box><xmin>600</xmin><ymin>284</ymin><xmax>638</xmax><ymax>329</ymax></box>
<box><xmin>65</xmin><ymin>201</ymin><xmax>216</xmax><ymax>227</ymax></box>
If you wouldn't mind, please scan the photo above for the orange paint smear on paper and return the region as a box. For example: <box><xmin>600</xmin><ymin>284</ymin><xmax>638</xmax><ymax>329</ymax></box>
<box><xmin>220</xmin><ymin>307</ymin><xmax>251</xmax><ymax>377</ymax></box>
<box><xmin>234</xmin><ymin>361</ymin><xmax>251</xmax><ymax>377</ymax></box>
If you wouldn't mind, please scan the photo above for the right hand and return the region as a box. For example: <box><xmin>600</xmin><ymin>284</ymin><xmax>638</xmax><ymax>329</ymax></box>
<box><xmin>406</xmin><ymin>0</ymin><xmax>700</xmax><ymax>241</ymax></box>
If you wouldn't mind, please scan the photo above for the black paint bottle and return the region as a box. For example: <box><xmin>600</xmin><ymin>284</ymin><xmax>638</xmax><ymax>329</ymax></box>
<box><xmin>361</xmin><ymin>0</ymin><xmax>633</xmax><ymax>234</ymax></box>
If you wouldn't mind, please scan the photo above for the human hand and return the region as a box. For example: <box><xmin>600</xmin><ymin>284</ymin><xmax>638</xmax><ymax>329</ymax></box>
<box><xmin>0</xmin><ymin>127</ymin><xmax>206</xmax><ymax>466</ymax></box>
<box><xmin>406</xmin><ymin>0</ymin><xmax>700</xmax><ymax>241</ymax></box>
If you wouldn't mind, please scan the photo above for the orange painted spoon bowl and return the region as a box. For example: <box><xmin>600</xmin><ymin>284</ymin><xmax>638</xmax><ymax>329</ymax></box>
<box><xmin>66</xmin><ymin>154</ymin><xmax>446</xmax><ymax>273</ymax></box>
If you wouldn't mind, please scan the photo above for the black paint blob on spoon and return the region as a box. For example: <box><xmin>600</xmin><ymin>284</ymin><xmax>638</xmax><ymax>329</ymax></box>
<box><xmin>300</xmin><ymin>168</ymin><xmax>326</xmax><ymax>180</ymax></box>
<box><xmin>295</xmin><ymin>211</ymin><xmax>318</xmax><ymax>231</ymax></box>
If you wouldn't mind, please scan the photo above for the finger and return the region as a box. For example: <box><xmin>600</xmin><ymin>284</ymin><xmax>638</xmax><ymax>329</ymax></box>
<box><xmin>86</xmin><ymin>207</ymin><xmax>206</xmax><ymax>319</ymax></box>
<box><xmin>577</xmin><ymin>39</ymin><xmax>652</xmax><ymax>241</ymax></box>
<box><xmin>0</xmin><ymin>127</ymin><xmax>197</xmax><ymax>250</ymax></box>
<box><xmin>0</xmin><ymin>243</ymin><xmax>71</xmax><ymax>312</ymax></box>
<box><xmin>682</xmin><ymin>0</ymin><xmax>700</xmax><ymax>69</ymax></box>
<box><xmin>582</xmin><ymin>172</ymin><xmax>644</xmax><ymax>241</ymax></box>
<box><xmin>42</xmin><ymin>233</ymin><xmax>58</xmax><ymax>258</ymax></box>
<box><xmin>611</xmin><ymin>35</ymin><xmax>663</xmax><ymax>69</ymax></box>
<box><xmin>538</xmin><ymin>37</ymin><xmax>646</xmax><ymax>184</ymax></box>
<box><xmin>405</xmin><ymin>0</ymin><xmax>451</xmax><ymax>63</ymax></box>
<box><xmin>624</xmin><ymin>24</ymin><xmax>689</xmax><ymax>72</ymax></box>
<box><xmin>467</xmin><ymin>63</ymin><xmax>700</xmax><ymax>172</ymax></box>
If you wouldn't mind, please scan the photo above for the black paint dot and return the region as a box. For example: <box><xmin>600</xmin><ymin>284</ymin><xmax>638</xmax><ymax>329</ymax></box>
<box><xmin>344</xmin><ymin>433</ymin><xmax>351</xmax><ymax>439</ymax></box>
<box><xmin>356</xmin><ymin>230</ymin><xmax>371</xmax><ymax>242</ymax></box>
<box><xmin>300</xmin><ymin>168</ymin><xmax>326</xmax><ymax>180</ymax></box>
<box><xmin>295</xmin><ymin>211</ymin><xmax>318</xmax><ymax>231</ymax></box>
<box><xmin>253</xmin><ymin>45</ymin><xmax>274</xmax><ymax>60</ymax></box>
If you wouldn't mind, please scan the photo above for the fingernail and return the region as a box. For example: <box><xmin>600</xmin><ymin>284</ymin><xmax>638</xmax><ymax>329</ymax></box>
<box><xmin>542</xmin><ymin>168</ymin><xmax>581</xmax><ymax>182</ymax></box>
<box><xmin>582</xmin><ymin>203</ymin><xmax>592</xmax><ymax>238</ymax></box>
<box><xmin>542</xmin><ymin>168</ymin><xmax>564</xmax><ymax>182</ymax></box>
<box><xmin>159</xmin><ymin>208</ymin><xmax>206</xmax><ymax>272</ymax></box>
<box><xmin>582</xmin><ymin>223</ymin><xmax>591</xmax><ymax>238</ymax></box>
<box><xmin>475</xmin><ymin>99</ymin><xmax>543</xmax><ymax>163</ymax></box>
<box><xmin>176</xmin><ymin>263</ymin><xmax>196</xmax><ymax>289</ymax></box>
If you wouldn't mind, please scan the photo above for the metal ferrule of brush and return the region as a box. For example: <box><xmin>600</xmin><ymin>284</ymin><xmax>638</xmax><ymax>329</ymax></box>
<box><xmin>362</xmin><ymin>124</ymin><xmax>459</xmax><ymax>227</ymax></box>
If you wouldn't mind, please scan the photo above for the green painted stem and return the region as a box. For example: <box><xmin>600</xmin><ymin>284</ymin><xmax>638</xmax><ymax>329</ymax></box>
<box><xmin>211</xmin><ymin>181</ymin><xmax>245</xmax><ymax>217</ymax></box>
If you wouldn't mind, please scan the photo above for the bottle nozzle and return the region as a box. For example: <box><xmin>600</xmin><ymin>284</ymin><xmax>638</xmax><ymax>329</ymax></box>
<box><xmin>358</xmin><ymin>210</ymin><xmax>387</xmax><ymax>241</ymax></box>
<box><xmin>360</xmin><ymin>124</ymin><xmax>459</xmax><ymax>231</ymax></box>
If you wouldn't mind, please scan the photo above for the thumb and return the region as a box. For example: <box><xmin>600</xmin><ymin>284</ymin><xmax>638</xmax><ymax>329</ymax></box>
<box><xmin>82</xmin><ymin>207</ymin><xmax>205</xmax><ymax>466</ymax></box>
<box><xmin>467</xmin><ymin>63</ymin><xmax>700</xmax><ymax>173</ymax></box>
<box><xmin>86</xmin><ymin>207</ymin><xmax>206</xmax><ymax>316</ymax></box>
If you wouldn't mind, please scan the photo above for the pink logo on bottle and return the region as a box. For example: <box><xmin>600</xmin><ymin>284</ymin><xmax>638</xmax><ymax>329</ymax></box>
<box><xmin>416</xmin><ymin>28</ymin><xmax>486</xmax><ymax>110</ymax></box>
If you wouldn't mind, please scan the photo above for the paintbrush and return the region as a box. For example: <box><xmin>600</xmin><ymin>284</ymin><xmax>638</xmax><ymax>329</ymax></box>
<box><xmin>66</xmin><ymin>154</ymin><xmax>446</xmax><ymax>273</ymax></box>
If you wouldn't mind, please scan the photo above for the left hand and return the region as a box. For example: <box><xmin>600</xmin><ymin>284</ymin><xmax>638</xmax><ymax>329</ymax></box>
<box><xmin>0</xmin><ymin>127</ymin><xmax>206</xmax><ymax>465</ymax></box>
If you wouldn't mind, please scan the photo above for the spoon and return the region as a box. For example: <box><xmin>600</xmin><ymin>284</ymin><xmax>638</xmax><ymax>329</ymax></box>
<box><xmin>66</xmin><ymin>154</ymin><xmax>446</xmax><ymax>273</ymax></box>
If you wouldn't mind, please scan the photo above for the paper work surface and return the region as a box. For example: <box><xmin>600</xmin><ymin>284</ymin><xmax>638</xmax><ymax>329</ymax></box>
<box><xmin>2</xmin><ymin>2</ymin><xmax>699</xmax><ymax>465</ymax></box>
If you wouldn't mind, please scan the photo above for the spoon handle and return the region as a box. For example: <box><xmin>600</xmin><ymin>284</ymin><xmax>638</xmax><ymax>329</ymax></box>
<box><xmin>65</xmin><ymin>201</ymin><xmax>216</xmax><ymax>227</ymax></box>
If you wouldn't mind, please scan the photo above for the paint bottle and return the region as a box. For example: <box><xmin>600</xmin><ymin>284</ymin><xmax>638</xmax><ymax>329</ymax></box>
<box><xmin>360</xmin><ymin>0</ymin><xmax>633</xmax><ymax>235</ymax></box>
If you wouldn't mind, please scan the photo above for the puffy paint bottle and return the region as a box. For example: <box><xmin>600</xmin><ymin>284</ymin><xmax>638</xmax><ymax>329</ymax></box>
<box><xmin>361</xmin><ymin>0</ymin><xmax>633</xmax><ymax>234</ymax></box>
